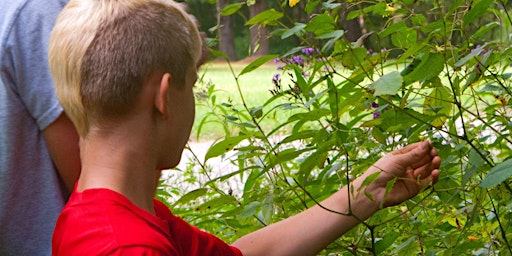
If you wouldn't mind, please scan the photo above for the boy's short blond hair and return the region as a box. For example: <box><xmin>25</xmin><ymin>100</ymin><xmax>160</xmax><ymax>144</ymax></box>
<box><xmin>49</xmin><ymin>0</ymin><xmax>201</xmax><ymax>136</ymax></box>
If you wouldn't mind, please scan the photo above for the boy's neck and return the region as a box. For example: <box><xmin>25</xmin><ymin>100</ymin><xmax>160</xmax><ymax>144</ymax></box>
<box><xmin>77</xmin><ymin>123</ymin><xmax>161</xmax><ymax>214</ymax></box>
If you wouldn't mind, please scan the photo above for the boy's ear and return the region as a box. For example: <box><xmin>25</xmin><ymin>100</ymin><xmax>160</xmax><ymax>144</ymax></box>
<box><xmin>155</xmin><ymin>73</ymin><xmax>171</xmax><ymax>119</ymax></box>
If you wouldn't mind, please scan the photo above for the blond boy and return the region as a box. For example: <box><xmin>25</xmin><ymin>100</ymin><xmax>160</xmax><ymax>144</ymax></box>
<box><xmin>49</xmin><ymin>0</ymin><xmax>441</xmax><ymax>255</ymax></box>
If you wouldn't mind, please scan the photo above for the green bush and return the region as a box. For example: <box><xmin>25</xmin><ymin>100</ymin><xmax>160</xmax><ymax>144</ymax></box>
<box><xmin>159</xmin><ymin>1</ymin><xmax>512</xmax><ymax>254</ymax></box>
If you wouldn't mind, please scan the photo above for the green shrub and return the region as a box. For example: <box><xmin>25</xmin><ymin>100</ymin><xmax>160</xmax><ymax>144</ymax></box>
<box><xmin>160</xmin><ymin>1</ymin><xmax>512</xmax><ymax>254</ymax></box>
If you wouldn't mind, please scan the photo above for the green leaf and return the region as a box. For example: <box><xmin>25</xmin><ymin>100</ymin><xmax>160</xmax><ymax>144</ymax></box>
<box><xmin>298</xmin><ymin>150</ymin><xmax>328</xmax><ymax>184</ymax></box>
<box><xmin>358</xmin><ymin>172</ymin><xmax>381</xmax><ymax>192</ymax></box>
<box><xmin>480</xmin><ymin>158</ymin><xmax>512</xmax><ymax>188</ymax></box>
<box><xmin>463</xmin><ymin>0</ymin><xmax>493</xmax><ymax>25</ymax></box>
<box><xmin>237</xmin><ymin>201</ymin><xmax>260</xmax><ymax>219</ymax></box>
<box><xmin>423</xmin><ymin>78</ymin><xmax>453</xmax><ymax>128</ymax></box>
<box><xmin>281</xmin><ymin>23</ymin><xmax>306</xmax><ymax>39</ymax></box>
<box><xmin>341</xmin><ymin>47</ymin><xmax>366</xmax><ymax>70</ymax></box>
<box><xmin>315</xmin><ymin>29</ymin><xmax>344</xmax><ymax>40</ymax></box>
<box><xmin>288</xmin><ymin>108</ymin><xmax>331</xmax><ymax>122</ymax></box>
<box><xmin>462</xmin><ymin>150</ymin><xmax>486</xmax><ymax>185</ymax></box>
<box><xmin>472</xmin><ymin>22</ymin><xmax>499</xmax><ymax>40</ymax></box>
<box><xmin>347</xmin><ymin>10</ymin><xmax>363</xmax><ymax>20</ymax></box>
<box><xmin>304</xmin><ymin>14</ymin><xmax>335</xmax><ymax>36</ymax></box>
<box><xmin>402</xmin><ymin>52</ymin><xmax>444</xmax><ymax>85</ymax></box>
<box><xmin>209</xmin><ymin>49</ymin><xmax>229</xmax><ymax>60</ymax></box>
<box><xmin>391</xmin><ymin>28</ymin><xmax>417</xmax><ymax>49</ymax></box>
<box><xmin>239</xmin><ymin>55</ymin><xmax>279</xmax><ymax>76</ymax></box>
<box><xmin>173</xmin><ymin>188</ymin><xmax>208</xmax><ymax>206</ymax></box>
<box><xmin>221</xmin><ymin>3</ymin><xmax>243</xmax><ymax>16</ymax></box>
<box><xmin>370</xmin><ymin>71</ymin><xmax>403</xmax><ymax>96</ymax></box>
<box><xmin>305</xmin><ymin>0</ymin><xmax>320</xmax><ymax>14</ymax></box>
<box><xmin>245</xmin><ymin>9</ymin><xmax>283</xmax><ymax>25</ymax></box>
<box><xmin>454</xmin><ymin>47</ymin><xmax>485</xmax><ymax>67</ymax></box>
<box><xmin>380</xmin><ymin>21</ymin><xmax>407</xmax><ymax>38</ymax></box>
<box><xmin>204</xmin><ymin>135</ymin><xmax>248</xmax><ymax>161</ymax></box>
<box><xmin>375</xmin><ymin>232</ymin><xmax>400</xmax><ymax>254</ymax></box>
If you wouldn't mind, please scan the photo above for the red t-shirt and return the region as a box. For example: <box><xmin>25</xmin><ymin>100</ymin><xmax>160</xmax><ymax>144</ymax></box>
<box><xmin>53</xmin><ymin>187</ymin><xmax>243</xmax><ymax>255</ymax></box>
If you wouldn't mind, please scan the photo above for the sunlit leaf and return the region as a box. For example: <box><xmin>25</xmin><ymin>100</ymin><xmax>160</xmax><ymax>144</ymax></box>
<box><xmin>480</xmin><ymin>158</ymin><xmax>512</xmax><ymax>188</ymax></box>
<box><xmin>204</xmin><ymin>135</ymin><xmax>248</xmax><ymax>161</ymax></box>
<box><xmin>239</xmin><ymin>55</ymin><xmax>279</xmax><ymax>76</ymax></box>
<box><xmin>245</xmin><ymin>9</ymin><xmax>283</xmax><ymax>25</ymax></box>
<box><xmin>423</xmin><ymin>78</ymin><xmax>453</xmax><ymax>128</ymax></box>
<box><xmin>370</xmin><ymin>71</ymin><xmax>403</xmax><ymax>96</ymax></box>
<box><xmin>221</xmin><ymin>3</ymin><xmax>243</xmax><ymax>16</ymax></box>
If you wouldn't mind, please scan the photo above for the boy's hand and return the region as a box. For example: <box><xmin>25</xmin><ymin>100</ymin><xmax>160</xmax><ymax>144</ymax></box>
<box><xmin>354</xmin><ymin>141</ymin><xmax>441</xmax><ymax>209</ymax></box>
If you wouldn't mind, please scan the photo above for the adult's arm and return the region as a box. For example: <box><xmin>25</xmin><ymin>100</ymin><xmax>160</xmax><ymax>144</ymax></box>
<box><xmin>43</xmin><ymin>113</ymin><xmax>81</xmax><ymax>193</ymax></box>
<box><xmin>232</xmin><ymin>141</ymin><xmax>441</xmax><ymax>256</ymax></box>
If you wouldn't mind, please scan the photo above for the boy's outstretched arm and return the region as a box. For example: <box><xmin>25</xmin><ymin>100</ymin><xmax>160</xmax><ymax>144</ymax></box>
<box><xmin>232</xmin><ymin>141</ymin><xmax>441</xmax><ymax>256</ymax></box>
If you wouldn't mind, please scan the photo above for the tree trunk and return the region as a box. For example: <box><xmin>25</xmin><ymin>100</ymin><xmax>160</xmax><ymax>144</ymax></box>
<box><xmin>249</xmin><ymin>0</ymin><xmax>269</xmax><ymax>56</ymax></box>
<box><xmin>217</xmin><ymin>0</ymin><xmax>237</xmax><ymax>60</ymax></box>
<box><xmin>340</xmin><ymin>4</ymin><xmax>363</xmax><ymax>43</ymax></box>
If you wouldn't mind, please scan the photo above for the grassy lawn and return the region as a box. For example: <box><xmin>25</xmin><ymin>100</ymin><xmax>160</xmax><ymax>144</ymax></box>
<box><xmin>192</xmin><ymin>61</ymin><xmax>286</xmax><ymax>141</ymax></box>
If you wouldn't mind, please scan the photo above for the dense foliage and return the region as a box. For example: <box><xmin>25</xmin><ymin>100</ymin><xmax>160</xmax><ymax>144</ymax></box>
<box><xmin>158</xmin><ymin>0</ymin><xmax>512</xmax><ymax>254</ymax></box>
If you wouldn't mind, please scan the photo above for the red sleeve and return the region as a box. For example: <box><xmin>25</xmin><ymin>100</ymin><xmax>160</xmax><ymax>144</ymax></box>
<box><xmin>154</xmin><ymin>201</ymin><xmax>243</xmax><ymax>256</ymax></box>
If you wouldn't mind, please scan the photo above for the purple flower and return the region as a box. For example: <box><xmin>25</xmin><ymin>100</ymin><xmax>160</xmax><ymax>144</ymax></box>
<box><xmin>272</xmin><ymin>73</ymin><xmax>281</xmax><ymax>86</ymax></box>
<box><xmin>290</xmin><ymin>55</ymin><xmax>305</xmax><ymax>66</ymax></box>
<box><xmin>371</xmin><ymin>102</ymin><xmax>379</xmax><ymax>108</ymax></box>
<box><xmin>301</xmin><ymin>47</ymin><xmax>314</xmax><ymax>56</ymax></box>
<box><xmin>273</xmin><ymin>57</ymin><xmax>281</xmax><ymax>64</ymax></box>
<box><xmin>373</xmin><ymin>111</ymin><xmax>381</xmax><ymax>119</ymax></box>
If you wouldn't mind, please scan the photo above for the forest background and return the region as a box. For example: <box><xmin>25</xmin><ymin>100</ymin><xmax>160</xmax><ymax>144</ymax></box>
<box><xmin>157</xmin><ymin>0</ymin><xmax>512</xmax><ymax>255</ymax></box>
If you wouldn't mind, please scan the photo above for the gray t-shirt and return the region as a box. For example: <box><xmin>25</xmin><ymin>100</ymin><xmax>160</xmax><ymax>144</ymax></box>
<box><xmin>0</xmin><ymin>0</ymin><xmax>69</xmax><ymax>255</ymax></box>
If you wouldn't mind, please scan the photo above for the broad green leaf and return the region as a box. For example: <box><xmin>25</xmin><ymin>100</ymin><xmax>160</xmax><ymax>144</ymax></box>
<box><xmin>237</xmin><ymin>201</ymin><xmax>260</xmax><ymax>219</ymax></box>
<box><xmin>380</xmin><ymin>21</ymin><xmax>407</xmax><ymax>38</ymax></box>
<box><xmin>347</xmin><ymin>10</ymin><xmax>363</xmax><ymax>20</ymax></box>
<box><xmin>372</xmin><ymin>127</ymin><xmax>388</xmax><ymax>145</ymax></box>
<box><xmin>305</xmin><ymin>0</ymin><xmax>319</xmax><ymax>14</ymax></box>
<box><xmin>423</xmin><ymin>78</ymin><xmax>453</xmax><ymax>128</ymax></box>
<box><xmin>261</xmin><ymin>193</ymin><xmax>274</xmax><ymax>224</ymax></box>
<box><xmin>472</xmin><ymin>22</ymin><xmax>499</xmax><ymax>40</ymax></box>
<box><xmin>304</xmin><ymin>14</ymin><xmax>335</xmax><ymax>36</ymax></box>
<box><xmin>239</xmin><ymin>55</ymin><xmax>279</xmax><ymax>76</ymax></box>
<box><xmin>375</xmin><ymin>232</ymin><xmax>400</xmax><ymax>254</ymax></box>
<box><xmin>221</xmin><ymin>3</ymin><xmax>243</xmax><ymax>16</ymax></box>
<box><xmin>455</xmin><ymin>47</ymin><xmax>485</xmax><ymax>67</ymax></box>
<box><xmin>204</xmin><ymin>135</ymin><xmax>248</xmax><ymax>161</ymax></box>
<box><xmin>288</xmin><ymin>108</ymin><xmax>331</xmax><ymax>122</ymax></box>
<box><xmin>463</xmin><ymin>0</ymin><xmax>493</xmax><ymax>25</ymax></box>
<box><xmin>480</xmin><ymin>158</ymin><xmax>512</xmax><ymax>188</ymax></box>
<box><xmin>315</xmin><ymin>29</ymin><xmax>344</xmax><ymax>40</ymax></box>
<box><xmin>402</xmin><ymin>52</ymin><xmax>444</xmax><ymax>85</ymax></box>
<box><xmin>293</xmin><ymin>66</ymin><xmax>309</xmax><ymax>98</ymax></box>
<box><xmin>370</xmin><ymin>71</ymin><xmax>403</xmax><ymax>96</ymax></box>
<box><xmin>281</xmin><ymin>23</ymin><xmax>306</xmax><ymax>39</ymax></box>
<box><xmin>391</xmin><ymin>28</ymin><xmax>417</xmax><ymax>49</ymax></box>
<box><xmin>245</xmin><ymin>9</ymin><xmax>283</xmax><ymax>25</ymax></box>
<box><xmin>280</xmin><ymin>130</ymin><xmax>317</xmax><ymax>144</ymax></box>
<box><xmin>341</xmin><ymin>47</ymin><xmax>366</xmax><ymax>70</ymax></box>
<box><xmin>270</xmin><ymin>148</ymin><xmax>308</xmax><ymax>166</ymax></box>
<box><xmin>462</xmin><ymin>150</ymin><xmax>486</xmax><ymax>185</ymax></box>
<box><xmin>392</xmin><ymin>235</ymin><xmax>417</xmax><ymax>253</ymax></box>
<box><xmin>173</xmin><ymin>188</ymin><xmax>208</xmax><ymax>206</ymax></box>
<box><xmin>298</xmin><ymin>150</ymin><xmax>328</xmax><ymax>184</ymax></box>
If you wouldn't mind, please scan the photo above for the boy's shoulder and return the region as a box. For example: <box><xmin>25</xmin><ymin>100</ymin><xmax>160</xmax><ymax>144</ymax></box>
<box><xmin>53</xmin><ymin>188</ymin><xmax>176</xmax><ymax>254</ymax></box>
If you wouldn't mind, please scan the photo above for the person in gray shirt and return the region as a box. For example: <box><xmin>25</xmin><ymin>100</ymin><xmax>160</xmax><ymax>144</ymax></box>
<box><xmin>0</xmin><ymin>0</ymin><xmax>80</xmax><ymax>255</ymax></box>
